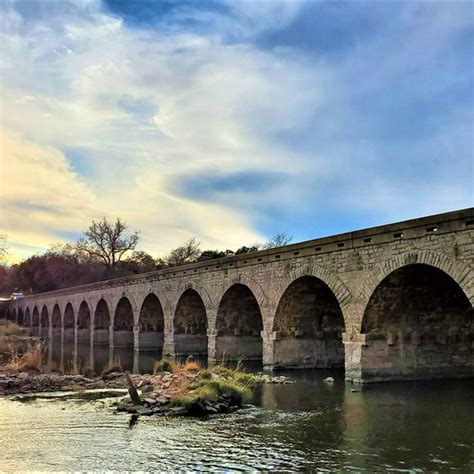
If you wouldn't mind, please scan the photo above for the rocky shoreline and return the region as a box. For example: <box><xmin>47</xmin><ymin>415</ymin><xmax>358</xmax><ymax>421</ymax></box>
<box><xmin>0</xmin><ymin>367</ymin><xmax>294</xmax><ymax>417</ymax></box>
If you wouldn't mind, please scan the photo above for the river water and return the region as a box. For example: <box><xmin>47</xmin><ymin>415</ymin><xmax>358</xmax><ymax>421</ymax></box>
<box><xmin>0</xmin><ymin>364</ymin><xmax>473</xmax><ymax>472</ymax></box>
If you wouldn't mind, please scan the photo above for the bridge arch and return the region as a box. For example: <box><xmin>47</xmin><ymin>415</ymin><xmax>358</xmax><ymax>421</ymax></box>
<box><xmin>32</xmin><ymin>306</ymin><xmax>40</xmax><ymax>336</ymax></box>
<box><xmin>272</xmin><ymin>275</ymin><xmax>345</xmax><ymax>369</ymax></box>
<box><xmin>174</xmin><ymin>288</ymin><xmax>208</xmax><ymax>358</ymax></box>
<box><xmin>24</xmin><ymin>307</ymin><xmax>31</xmax><ymax>326</ymax></box>
<box><xmin>51</xmin><ymin>304</ymin><xmax>62</xmax><ymax>338</ymax></box>
<box><xmin>63</xmin><ymin>303</ymin><xmax>75</xmax><ymax>341</ymax></box>
<box><xmin>40</xmin><ymin>305</ymin><xmax>49</xmax><ymax>336</ymax></box>
<box><xmin>360</xmin><ymin>263</ymin><xmax>473</xmax><ymax>381</ymax></box>
<box><xmin>215</xmin><ymin>283</ymin><xmax>264</xmax><ymax>362</ymax></box>
<box><xmin>113</xmin><ymin>296</ymin><xmax>134</xmax><ymax>347</ymax></box>
<box><xmin>358</xmin><ymin>251</ymin><xmax>474</xmax><ymax>319</ymax></box>
<box><xmin>77</xmin><ymin>301</ymin><xmax>91</xmax><ymax>343</ymax></box>
<box><xmin>94</xmin><ymin>299</ymin><xmax>111</xmax><ymax>345</ymax></box>
<box><xmin>138</xmin><ymin>293</ymin><xmax>164</xmax><ymax>352</ymax></box>
<box><xmin>18</xmin><ymin>308</ymin><xmax>24</xmax><ymax>325</ymax></box>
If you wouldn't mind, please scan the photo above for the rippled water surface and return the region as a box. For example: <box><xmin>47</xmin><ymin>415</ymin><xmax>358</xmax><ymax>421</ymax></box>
<box><xmin>1</xmin><ymin>370</ymin><xmax>473</xmax><ymax>472</ymax></box>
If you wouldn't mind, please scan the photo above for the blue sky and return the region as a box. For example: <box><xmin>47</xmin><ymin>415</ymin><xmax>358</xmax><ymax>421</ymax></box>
<box><xmin>0</xmin><ymin>0</ymin><xmax>473</xmax><ymax>262</ymax></box>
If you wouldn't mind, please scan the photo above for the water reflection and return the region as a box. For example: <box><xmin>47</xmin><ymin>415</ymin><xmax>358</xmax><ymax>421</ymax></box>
<box><xmin>1</xmin><ymin>372</ymin><xmax>472</xmax><ymax>471</ymax></box>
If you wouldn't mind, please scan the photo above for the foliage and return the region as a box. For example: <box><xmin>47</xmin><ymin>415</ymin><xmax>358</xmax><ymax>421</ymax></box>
<box><xmin>235</xmin><ymin>245</ymin><xmax>260</xmax><ymax>255</ymax></box>
<box><xmin>75</xmin><ymin>217</ymin><xmax>140</xmax><ymax>269</ymax></box>
<box><xmin>154</xmin><ymin>359</ymin><xmax>173</xmax><ymax>373</ymax></box>
<box><xmin>163</xmin><ymin>237</ymin><xmax>201</xmax><ymax>266</ymax></box>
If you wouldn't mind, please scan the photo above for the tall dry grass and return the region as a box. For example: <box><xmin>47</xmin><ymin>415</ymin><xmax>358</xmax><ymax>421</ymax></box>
<box><xmin>0</xmin><ymin>319</ymin><xmax>29</xmax><ymax>337</ymax></box>
<box><xmin>1</xmin><ymin>342</ymin><xmax>43</xmax><ymax>373</ymax></box>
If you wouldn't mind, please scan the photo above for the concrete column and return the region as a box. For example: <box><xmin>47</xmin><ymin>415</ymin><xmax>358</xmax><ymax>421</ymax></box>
<box><xmin>60</xmin><ymin>325</ymin><xmax>64</xmax><ymax>344</ymax></box>
<box><xmin>48</xmin><ymin>325</ymin><xmax>53</xmax><ymax>340</ymax></box>
<box><xmin>133</xmin><ymin>350</ymin><xmax>139</xmax><ymax>373</ymax></box>
<box><xmin>109</xmin><ymin>325</ymin><xmax>114</xmax><ymax>348</ymax></box>
<box><xmin>262</xmin><ymin>330</ymin><xmax>276</xmax><ymax>370</ymax></box>
<box><xmin>343</xmin><ymin>332</ymin><xmax>367</xmax><ymax>383</ymax></box>
<box><xmin>133</xmin><ymin>324</ymin><xmax>140</xmax><ymax>352</ymax></box>
<box><xmin>59</xmin><ymin>337</ymin><xmax>64</xmax><ymax>374</ymax></box>
<box><xmin>89</xmin><ymin>324</ymin><xmax>95</xmax><ymax>348</ymax></box>
<box><xmin>207</xmin><ymin>330</ymin><xmax>217</xmax><ymax>365</ymax></box>
<box><xmin>163</xmin><ymin>331</ymin><xmax>175</xmax><ymax>358</ymax></box>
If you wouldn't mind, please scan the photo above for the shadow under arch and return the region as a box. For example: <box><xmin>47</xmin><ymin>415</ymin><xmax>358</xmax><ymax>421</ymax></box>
<box><xmin>174</xmin><ymin>288</ymin><xmax>208</xmax><ymax>358</ymax></box>
<box><xmin>18</xmin><ymin>308</ymin><xmax>24</xmax><ymax>326</ymax></box>
<box><xmin>94</xmin><ymin>299</ymin><xmax>111</xmax><ymax>346</ymax></box>
<box><xmin>40</xmin><ymin>305</ymin><xmax>49</xmax><ymax>337</ymax></box>
<box><xmin>51</xmin><ymin>304</ymin><xmax>61</xmax><ymax>339</ymax></box>
<box><xmin>114</xmin><ymin>296</ymin><xmax>134</xmax><ymax>347</ymax></box>
<box><xmin>24</xmin><ymin>307</ymin><xmax>31</xmax><ymax>326</ymax></box>
<box><xmin>360</xmin><ymin>263</ymin><xmax>473</xmax><ymax>382</ymax></box>
<box><xmin>215</xmin><ymin>283</ymin><xmax>263</xmax><ymax>363</ymax></box>
<box><xmin>272</xmin><ymin>275</ymin><xmax>345</xmax><ymax>370</ymax></box>
<box><xmin>138</xmin><ymin>293</ymin><xmax>164</xmax><ymax>352</ymax></box>
<box><xmin>32</xmin><ymin>307</ymin><xmax>40</xmax><ymax>336</ymax></box>
<box><xmin>77</xmin><ymin>301</ymin><xmax>91</xmax><ymax>343</ymax></box>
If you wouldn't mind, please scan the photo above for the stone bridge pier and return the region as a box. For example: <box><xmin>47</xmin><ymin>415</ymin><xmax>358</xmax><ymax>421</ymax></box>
<box><xmin>8</xmin><ymin>209</ymin><xmax>474</xmax><ymax>383</ymax></box>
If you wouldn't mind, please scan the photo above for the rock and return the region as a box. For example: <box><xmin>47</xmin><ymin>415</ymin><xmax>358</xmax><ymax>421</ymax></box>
<box><xmin>205</xmin><ymin>406</ymin><xmax>218</xmax><ymax>414</ymax></box>
<box><xmin>351</xmin><ymin>388</ymin><xmax>361</xmax><ymax>392</ymax></box>
<box><xmin>101</xmin><ymin>366</ymin><xmax>122</xmax><ymax>380</ymax></box>
<box><xmin>323</xmin><ymin>377</ymin><xmax>334</xmax><ymax>383</ymax></box>
<box><xmin>156</xmin><ymin>395</ymin><xmax>169</xmax><ymax>405</ymax></box>
<box><xmin>210</xmin><ymin>372</ymin><xmax>219</xmax><ymax>381</ymax></box>
<box><xmin>168</xmin><ymin>406</ymin><xmax>187</xmax><ymax>415</ymax></box>
<box><xmin>140</xmin><ymin>384</ymin><xmax>153</xmax><ymax>393</ymax></box>
<box><xmin>162</xmin><ymin>374</ymin><xmax>173</xmax><ymax>383</ymax></box>
<box><xmin>17</xmin><ymin>372</ymin><xmax>29</xmax><ymax>380</ymax></box>
<box><xmin>136</xmin><ymin>407</ymin><xmax>154</xmax><ymax>416</ymax></box>
<box><xmin>162</xmin><ymin>381</ymin><xmax>171</xmax><ymax>389</ymax></box>
<box><xmin>143</xmin><ymin>397</ymin><xmax>156</xmax><ymax>405</ymax></box>
<box><xmin>104</xmin><ymin>372</ymin><xmax>122</xmax><ymax>381</ymax></box>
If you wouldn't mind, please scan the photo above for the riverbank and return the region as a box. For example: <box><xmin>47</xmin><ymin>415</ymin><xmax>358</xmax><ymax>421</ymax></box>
<box><xmin>0</xmin><ymin>358</ymin><xmax>293</xmax><ymax>416</ymax></box>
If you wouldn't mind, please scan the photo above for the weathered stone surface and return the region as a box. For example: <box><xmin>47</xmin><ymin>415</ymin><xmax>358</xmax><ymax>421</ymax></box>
<box><xmin>7</xmin><ymin>208</ymin><xmax>474</xmax><ymax>383</ymax></box>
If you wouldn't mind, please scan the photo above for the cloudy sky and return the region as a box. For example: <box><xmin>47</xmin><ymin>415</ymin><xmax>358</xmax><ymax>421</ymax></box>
<box><xmin>0</xmin><ymin>0</ymin><xmax>473</xmax><ymax>263</ymax></box>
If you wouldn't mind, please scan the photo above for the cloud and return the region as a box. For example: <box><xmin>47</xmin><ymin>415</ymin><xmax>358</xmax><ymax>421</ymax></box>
<box><xmin>0</xmin><ymin>0</ymin><xmax>472</xmax><ymax>261</ymax></box>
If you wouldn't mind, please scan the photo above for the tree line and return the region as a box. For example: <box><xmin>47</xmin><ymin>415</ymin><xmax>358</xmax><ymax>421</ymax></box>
<box><xmin>0</xmin><ymin>218</ymin><xmax>291</xmax><ymax>296</ymax></box>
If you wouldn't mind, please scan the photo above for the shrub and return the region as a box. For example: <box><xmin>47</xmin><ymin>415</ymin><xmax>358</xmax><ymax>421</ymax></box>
<box><xmin>154</xmin><ymin>359</ymin><xmax>173</xmax><ymax>373</ymax></box>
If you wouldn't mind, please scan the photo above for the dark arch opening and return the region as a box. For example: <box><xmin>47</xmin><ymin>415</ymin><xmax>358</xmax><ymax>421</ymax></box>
<box><xmin>51</xmin><ymin>304</ymin><xmax>61</xmax><ymax>338</ymax></box>
<box><xmin>18</xmin><ymin>308</ymin><xmax>24</xmax><ymax>325</ymax></box>
<box><xmin>62</xmin><ymin>303</ymin><xmax>75</xmax><ymax>342</ymax></box>
<box><xmin>94</xmin><ymin>299</ymin><xmax>111</xmax><ymax>345</ymax></box>
<box><xmin>77</xmin><ymin>301</ymin><xmax>91</xmax><ymax>343</ymax></box>
<box><xmin>361</xmin><ymin>264</ymin><xmax>473</xmax><ymax>382</ymax></box>
<box><xmin>138</xmin><ymin>293</ymin><xmax>164</xmax><ymax>352</ymax></box>
<box><xmin>32</xmin><ymin>307</ymin><xmax>40</xmax><ymax>336</ymax></box>
<box><xmin>113</xmin><ymin>297</ymin><xmax>134</xmax><ymax>347</ymax></box>
<box><xmin>215</xmin><ymin>284</ymin><xmax>263</xmax><ymax>362</ymax></box>
<box><xmin>40</xmin><ymin>306</ymin><xmax>49</xmax><ymax>337</ymax></box>
<box><xmin>272</xmin><ymin>276</ymin><xmax>345</xmax><ymax>369</ymax></box>
<box><xmin>25</xmin><ymin>307</ymin><xmax>31</xmax><ymax>326</ymax></box>
<box><xmin>174</xmin><ymin>289</ymin><xmax>208</xmax><ymax>357</ymax></box>
<box><xmin>11</xmin><ymin>309</ymin><xmax>16</xmax><ymax>322</ymax></box>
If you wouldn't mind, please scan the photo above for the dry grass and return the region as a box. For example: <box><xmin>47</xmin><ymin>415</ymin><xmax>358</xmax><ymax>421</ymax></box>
<box><xmin>0</xmin><ymin>319</ymin><xmax>29</xmax><ymax>337</ymax></box>
<box><xmin>1</xmin><ymin>342</ymin><xmax>43</xmax><ymax>373</ymax></box>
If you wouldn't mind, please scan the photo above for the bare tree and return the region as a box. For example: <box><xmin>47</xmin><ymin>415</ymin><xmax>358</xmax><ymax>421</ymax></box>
<box><xmin>164</xmin><ymin>237</ymin><xmax>201</xmax><ymax>266</ymax></box>
<box><xmin>263</xmin><ymin>232</ymin><xmax>293</xmax><ymax>249</ymax></box>
<box><xmin>75</xmin><ymin>218</ymin><xmax>140</xmax><ymax>269</ymax></box>
<box><xmin>0</xmin><ymin>234</ymin><xmax>8</xmax><ymax>262</ymax></box>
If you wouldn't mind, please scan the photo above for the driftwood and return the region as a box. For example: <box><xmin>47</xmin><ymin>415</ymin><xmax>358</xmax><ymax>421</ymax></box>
<box><xmin>124</xmin><ymin>371</ymin><xmax>141</xmax><ymax>405</ymax></box>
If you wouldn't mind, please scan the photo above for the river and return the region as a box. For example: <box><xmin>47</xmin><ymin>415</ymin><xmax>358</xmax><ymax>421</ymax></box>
<box><xmin>1</xmin><ymin>364</ymin><xmax>473</xmax><ymax>471</ymax></box>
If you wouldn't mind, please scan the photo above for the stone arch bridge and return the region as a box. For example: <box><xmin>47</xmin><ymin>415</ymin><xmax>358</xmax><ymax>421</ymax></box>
<box><xmin>7</xmin><ymin>208</ymin><xmax>474</xmax><ymax>382</ymax></box>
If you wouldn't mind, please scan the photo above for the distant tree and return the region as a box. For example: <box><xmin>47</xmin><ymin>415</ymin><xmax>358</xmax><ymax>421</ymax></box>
<box><xmin>235</xmin><ymin>245</ymin><xmax>260</xmax><ymax>255</ymax></box>
<box><xmin>0</xmin><ymin>234</ymin><xmax>8</xmax><ymax>262</ymax></box>
<box><xmin>74</xmin><ymin>217</ymin><xmax>140</xmax><ymax>269</ymax></box>
<box><xmin>121</xmin><ymin>250</ymin><xmax>157</xmax><ymax>274</ymax></box>
<box><xmin>164</xmin><ymin>238</ymin><xmax>201</xmax><ymax>266</ymax></box>
<box><xmin>263</xmin><ymin>232</ymin><xmax>293</xmax><ymax>249</ymax></box>
<box><xmin>197</xmin><ymin>249</ymin><xmax>227</xmax><ymax>261</ymax></box>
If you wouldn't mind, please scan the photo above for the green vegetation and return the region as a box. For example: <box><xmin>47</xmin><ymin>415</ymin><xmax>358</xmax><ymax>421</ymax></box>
<box><xmin>153</xmin><ymin>359</ymin><xmax>173</xmax><ymax>373</ymax></box>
